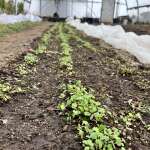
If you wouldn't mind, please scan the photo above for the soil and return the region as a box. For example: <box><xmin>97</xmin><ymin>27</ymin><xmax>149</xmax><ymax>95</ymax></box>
<box><xmin>0</xmin><ymin>22</ymin><xmax>51</xmax><ymax>69</ymax></box>
<box><xmin>0</xmin><ymin>22</ymin><xmax>149</xmax><ymax>150</ymax></box>
<box><xmin>0</xmin><ymin>25</ymin><xmax>81</xmax><ymax>150</ymax></box>
<box><xmin>123</xmin><ymin>24</ymin><xmax>150</xmax><ymax>35</ymax></box>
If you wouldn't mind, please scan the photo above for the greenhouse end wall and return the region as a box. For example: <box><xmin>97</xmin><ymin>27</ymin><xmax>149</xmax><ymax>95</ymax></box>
<box><xmin>101</xmin><ymin>0</ymin><xmax>115</xmax><ymax>23</ymax></box>
<box><xmin>24</xmin><ymin>0</ymin><xmax>102</xmax><ymax>19</ymax></box>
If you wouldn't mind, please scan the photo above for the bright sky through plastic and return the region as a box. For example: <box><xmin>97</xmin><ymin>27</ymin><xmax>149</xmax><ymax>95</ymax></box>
<box><xmin>117</xmin><ymin>0</ymin><xmax>150</xmax><ymax>17</ymax></box>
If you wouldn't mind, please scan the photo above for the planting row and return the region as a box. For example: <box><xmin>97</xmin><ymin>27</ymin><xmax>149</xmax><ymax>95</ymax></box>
<box><xmin>57</xmin><ymin>23</ymin><xmax>125</xmax><ymax>150</ymax></box>
<box><xmin>66</xmin><ymin>24</ymin><xmax>150</xmax><ymax>149</ymax></box>
<box><xmin>0</xmin><ymin>22</ymin><xmax>149</xmax><ymax>149</ymax></box>
<box><xmin>0</xmin><ymin>24</ymin><xmax>57</xmax><ymax>102</ymax></box>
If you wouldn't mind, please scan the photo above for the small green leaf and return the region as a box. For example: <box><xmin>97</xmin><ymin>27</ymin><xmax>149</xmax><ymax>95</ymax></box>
<box><xmin>72</xmin><ymin>103</ymin><xmax>77</xmax><ymax>109</ymax></box>
<box><xmin>115</xmin><ymin>138</ymin><xmax>123</xmax><ymax>147</ymax></box>
<box><xmin>84</xmin><ymin>112</ymin><xmax>91</xmax><ymax>116</ymax></box>
<box><xmin>58</xmin><ymin>103</ymin><xmax>66</xmax><ymax>111</ymax></box>
<box><xmin>78</xmin><ymin>129</ymin><xmax>84</xmax><ymax>139</ymax></box>
<box><xmin>90</xmin><ymin>132</ymin><xmax>98</xmax><ymax>140</ymax></box>
<box><xmin>72</xmin><ymin>110</ymin><xmax>80</xmax><ymax>117</ymax></box>
<box><xmin>84</xmin><ymin>147</ymin><xmax>90</xmax><ymax>150</ymax></box>
<box><xmin>107</xmin><ymin>144</ymin><xmax>113</xmax><ymax>150</ymax></box>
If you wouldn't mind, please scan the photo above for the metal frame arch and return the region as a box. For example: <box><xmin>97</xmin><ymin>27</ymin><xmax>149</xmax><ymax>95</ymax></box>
<box><xmin>124</xmin><ymin>0</ymin><xmax>128</xmax><ymax>12</ymax></box>
<box><xmin>115</xmin><ymin>0</ymin><xmax>120</xmax><ymax>18</ymax></box>
<box><xmin>123</xmin><ymin>0</ymin><xmax>129</xmax><ymax>17</ymax></box>
<box><xmin>125</xmin><ymin>0</ymin><xmax>140</xmax><ymax>20</ymax></box>
<box><xmin>115</xmin><ymin>0</ymin><xmax>129</xmax><ymax>18</ymax></box>
<box><xmin>136</xmin><ymin>0</ymin><xmax>139</xmax><ymax>21</ymax></box>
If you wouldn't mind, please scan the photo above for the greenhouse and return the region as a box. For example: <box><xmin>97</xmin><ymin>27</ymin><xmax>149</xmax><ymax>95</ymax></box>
<box><xmin>23</xmin><ymin>0</ymin><xmax>150</xmax><ymax>23</ymax></box>
<box><xmin>0</xmin><ymin>0</ymin><xmax>150</xmax><ymax>150</ymax></box>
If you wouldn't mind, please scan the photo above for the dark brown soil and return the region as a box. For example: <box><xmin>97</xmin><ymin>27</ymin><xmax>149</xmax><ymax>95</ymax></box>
<box><xmin>0</xmin><ymin>22</ymin><xmax>150</xmax><ymax>150</ymax></box>
<box><xmin>124</xmin><ymin>24</ymin><xmax>150</xmax><ymax>35</ymax></box>
<box><xmin>0</xmin><ymin>26</ymin><xmax>81</xmax><ymax>150</ymax></box>
<box><xmin>66</xmin><ymin>27</ymin><xmax>150</xmax><ymax>150</ymax></box>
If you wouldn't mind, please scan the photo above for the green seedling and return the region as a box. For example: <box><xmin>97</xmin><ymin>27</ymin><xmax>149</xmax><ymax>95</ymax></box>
<box><xmin>57</xmin><ymin>24</ymin><xmax>125</xmax><ymax>149</ymax></box>
<box><xmin>35</xmin><ymin>44</ymin><xmax>47</xmax><ymax>55</ymax></box>
<box><xmin>58</xmin><ymin>23</ymin><xmax>73</xmax><ymax>72</ymax></box>
<box><xmin>35</xmin><ymin>24</ymin><xmax>59</xmax><ymax>55</ymax></box>
<box><xmin>78</xmin><ymin>121</ymin><xmax>125</xmax><ymax>150</ymax></box>
<box><xmin>63</xmin><ymin>81</ymin><xmax>105</xmax><ymax>121</ymax></box>
<box><xmin>65</xmin><ymin>24</ymin><xmax>96</xmax><ymax>51</ymax></box>
<box><xmin>24</xmin><ymin>53</ymin><xmax>38</xmax><ymax>65</ymax></box>
<box><xmin>58</xmin><ymin>80</ymin><xmax>125</xmax><ymax>150</ymax></box>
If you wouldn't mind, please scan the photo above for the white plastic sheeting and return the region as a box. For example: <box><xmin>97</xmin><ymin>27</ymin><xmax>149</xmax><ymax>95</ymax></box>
<box><xmin>68</xmin><ymin>20</ymin><xmax>150</xmax><ymax>64</ymax></box>
<box><xmin>0</xmin><ymin>14</ymin><xmax>42</xmax><ymax>24</ymax></box>
<box><xmin>24</xmin><ymin>0</ymin><xmax>102</xmax><ymax>18</ymax></box>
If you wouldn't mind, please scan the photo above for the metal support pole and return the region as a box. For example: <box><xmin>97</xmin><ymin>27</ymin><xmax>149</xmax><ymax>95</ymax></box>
<box><xmin>86</xmin><ymin>0</ymin><xmax>88</xmax><ymax>17</ymax></box>
<box><xmin>66</xmin><ymin>0</ymin><xmax>67</xmax><ymax>17</ymax></box>
<box><xmin>91</xmin><ymin>0</ymin><xmax>94</xmax><ymax>17</ymax></box>
<box><xmin>15</xmin><ymin>0</ymin><xmax>18</xmax><ymax>15</ymax></box>
<box><xmin>124</xmin><ymin>0</ymin><xmax>128</xmax><ymax>14</ymax></box>
<box><xmin>40</xmin><ymin>0</ymin><xmax>42</xmax><ymax>16</ymax></box>
<box><xmin>71</xmin><ymin>0</ymin><xmax>73</xmax><ymax>17</ymax></box>
<box><xmin>136</xmin><ymin>0</ymin><xmax>139</xmax><ymax>22</ymax></box>
<box><xmin>29</xmin><ymin>0</ymin><xmax>32</xmax><ymax>13</ymax></box>
<box><xmin>115</xmin><ymin>0</ymin><xmax>120</xmax><ymax>18</ymax></box>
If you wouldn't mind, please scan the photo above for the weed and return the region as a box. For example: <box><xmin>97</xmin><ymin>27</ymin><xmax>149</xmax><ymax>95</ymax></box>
<box><xmin>0</xmin><ymin>82</ymin><xmax>11</xmax><ymax>101</ymax></box>
<box><xmin>24</xmin><ymin>53</ymin><xmax>38</xmax><ymax>65</ymax></box>
<box><xmin>0</xmin><ymin>21</ymin><xmax>38</xmax><ymax>37</ymax></box>
<box><xmin>0</xmin><ymin>81</ymin><xmax>25</xmax><ymax>102</ymax></box>
<box><xmin>145</xmin><ymin>124</ymin><xmax>150</xmax><ymax>131</ymax></box>
<box><xmin>129</xmin><ymin>100</ymin><xmax>150</xmax><ymax>114</ymax></box>
<box><xmin>120</xmin><ymin>112</ymin><xmax>141</xmax><ymax>127</ymax></box>
<box><xmin>135</xmin><ymin>78</ymin><xmax>150</xmax><ymax>90</ymax></box>
<box><xmin>119</xmin><ymin>65</ymin><xmax>136</xmax><ymax>76</ymax></box>
<box><xmin>17</xmin><ymin>63</ymin><xmax>29</xmax><ymax>75</ymax></box>
<box><xmin>11</xmin><ymin>86</ymin><xmax>25</xmax><ymax>94</ymax></box>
